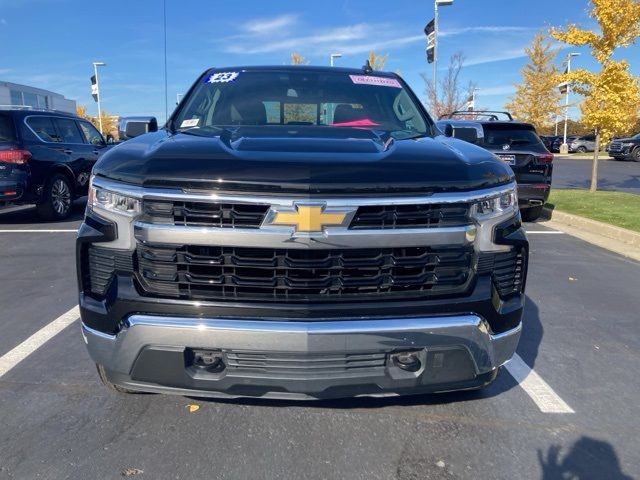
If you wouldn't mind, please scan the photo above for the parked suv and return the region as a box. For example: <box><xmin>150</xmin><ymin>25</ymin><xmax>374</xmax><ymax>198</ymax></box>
<box><xmin>608</xmin><ymin>133</ymin><xmax>640</xmax><ymax>161</ymax></box>
<box><xmin>437</xmin><ymin>111</ymin><xmax>553</xmax><ymax>222</ymax></box>
<box><xmin>568</xmin><ymin>134</ymin><xmax>596</xmax><ymax>153</ymax></box>
<box><xmin>78</xmin><ymin>66</ymin><xmax>527</xmax><ymax>400</ymax></box>
<box><xmin>552</xmin><ymin>135</ymin><xmax>578</xmax><ymax>153</ymax></box>
<box><xmin>0</xmin><ymin>107</ymin><xmax>109</xmax><ymax>220</ymax></box>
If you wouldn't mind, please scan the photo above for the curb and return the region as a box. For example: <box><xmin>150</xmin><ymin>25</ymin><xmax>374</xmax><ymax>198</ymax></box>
<box><xmin>541</xmin><ymin>208</ymin><xmax>640</xmax><ymax>262</ymax></box>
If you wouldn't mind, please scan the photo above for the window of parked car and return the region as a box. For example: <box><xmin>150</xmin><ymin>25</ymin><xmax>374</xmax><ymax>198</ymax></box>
<box><xmin>53</xmin><ymin>118</ymin><xmax>84</xmax><ymax>144</ymax></box>
<box><xmin>0</xmin><ymin>114</ymin><xmax>17</xmax><ymax>142</ymax></box>
<box><xmin>79</xmin><ymin>121</ymin><xmax>104</xmax><ymax>145</ymax></box>
<box><xmin>26</xmin><ymin>116</ymin><xmax>61</xmax><ymax>142</ymax></box>
<box><xmin>481</xmin><ymin>124</ymin><xmax>544</xmax><ymax>148</ymax></box>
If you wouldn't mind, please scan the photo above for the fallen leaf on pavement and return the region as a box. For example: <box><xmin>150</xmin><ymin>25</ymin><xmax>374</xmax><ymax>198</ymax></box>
<box><xmin>121</xmin><ymin>468</ymin><xmax>144</xmax><ymax>477</ymax></box>
<box><xmin>187</xmin><ymin>404</ymin><xmax>200</xmax><ymax>413</ymax></box>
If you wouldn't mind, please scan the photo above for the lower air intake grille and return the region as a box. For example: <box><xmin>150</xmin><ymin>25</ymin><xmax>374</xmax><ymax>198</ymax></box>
<box><xmin>477</xmin><ymin>249</ymin><xmax>526</xmax><ymax>297</ymax></box>
<box><xmin>85</xmin><ymin>247</ymin><xmax>134</xmax><ymax>296</ymax></box>
<box><xmin>225</xmin><ymin>351</ymin><xmax>387</xmax><ymax>376</ymax></box>
<box><xmin>136</xmin><ymin>245</ymin><xmax>474</xmax><ymax>302</ymax></box>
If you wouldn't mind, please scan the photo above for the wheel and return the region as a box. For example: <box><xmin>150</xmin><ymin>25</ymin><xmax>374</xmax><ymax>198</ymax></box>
<box><xmin>633</xmin><ymin>148</ymin><xmax>640</xmax><ymax>162</ymax></box>
<box><xmin>96</xmin><ymin>363</ymin><xmax>135</xmax><ymax>394</ymax></box>
<box><xmin>576</xmin><ymin>146</ymin><xmax>588</xmax><ymax>153</ymax></box>
<box><xmin>36</xmin><ymin>173</ymin><xmax>73</xmax><ymax>220</ymax></box>
<box><xmin>521</xmin><ymin>205</ymin><xmax>544</xmax><ymax>222</ymax></box>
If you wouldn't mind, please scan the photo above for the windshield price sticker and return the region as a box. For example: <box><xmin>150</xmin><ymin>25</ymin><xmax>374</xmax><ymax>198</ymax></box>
<box><xmin>180</xmin><ymin>119</ymin><xmax>200</xmax><ymax>128</ymax></box>
<box><xmin>205</xmin><ymin>72</ymin><xmax>240</xmax><ymax>84</ymax></box>
<box><xmin>349</xmin><ymin>75</ymin><xmax>402</xmax><ymax>88</ymax></box>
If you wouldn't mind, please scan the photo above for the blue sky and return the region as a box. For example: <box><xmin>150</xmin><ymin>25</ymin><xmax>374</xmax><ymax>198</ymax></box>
<box><xmin>1</xmin><ymin>0</ymin><xmax>639</xmax><ymax>123</ymax></box>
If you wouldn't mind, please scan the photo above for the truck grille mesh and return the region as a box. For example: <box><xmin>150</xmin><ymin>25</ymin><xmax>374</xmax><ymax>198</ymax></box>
<box><xmin>477</xmin><ymin>249</ymin><xmax>525</xmax><ymax>297</ymax></box>
<box><xmin>135</xmin><ymin>244</ymin><xmax>474</xmax><ymax>302</ymax></box>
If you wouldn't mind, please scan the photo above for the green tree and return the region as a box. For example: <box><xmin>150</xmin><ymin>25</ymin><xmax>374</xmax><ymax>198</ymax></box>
<box><xmin>505</xmin><ymin>33</ymin><xmax>562</xmax><ymax>130</ymax></box>
<box><xmin>552</xmin><ymin>0</ymin><xmax>640</xmax><ymax>191</ymax></box>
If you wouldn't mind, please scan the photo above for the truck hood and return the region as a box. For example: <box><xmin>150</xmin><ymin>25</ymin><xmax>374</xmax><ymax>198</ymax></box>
<box><xmin>94</xmin><ymin>127</ymin><xmax>513</xmax><ymax>194</ymax></box>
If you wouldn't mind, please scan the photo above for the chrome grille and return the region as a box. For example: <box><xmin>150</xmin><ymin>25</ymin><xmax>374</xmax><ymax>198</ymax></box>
<box><xmin>350</xmin><ymin>203</ymin><xmax>469</xmax><ymax>229</ymax></box>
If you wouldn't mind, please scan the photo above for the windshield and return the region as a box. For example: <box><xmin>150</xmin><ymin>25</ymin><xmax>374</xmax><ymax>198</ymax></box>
<box><xmin>481</xmin><ymin>125</ymin><xmax>544</xmax><ymax>148</ymax></box>
<box><xmin>172</xmin><ymin>70</ymin><xmax>431</xmax><ymax>139</ymax></box>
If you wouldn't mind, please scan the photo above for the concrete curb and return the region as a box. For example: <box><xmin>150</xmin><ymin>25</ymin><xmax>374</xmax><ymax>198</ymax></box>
<box><xmin>541</xmin><ymin>208</ymin><xmax>640</xmax><ymax>262</ymax></box>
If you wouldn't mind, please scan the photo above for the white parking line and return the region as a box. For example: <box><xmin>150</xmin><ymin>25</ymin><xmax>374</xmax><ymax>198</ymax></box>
<box><xmin>0</xmin><ymin>306</ymin><xmax>79</xmax><ymax>379</ymax></box>
<box><xmin>0</xmin><ymin>229</ymin><xmax>78</xmax><ymax>233</ymax></box>
<box><xmin>505</xmin><ymin>354</ymin><xmax>574</xmax><ymax>413</ymax></box>
<box><xmin>525</xmin><ymin>231</ymin><xmax>564</xmax><ymax>235</ymax></box>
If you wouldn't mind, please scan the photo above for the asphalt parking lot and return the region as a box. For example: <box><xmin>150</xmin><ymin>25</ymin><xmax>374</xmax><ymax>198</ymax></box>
<box><xmin>553</xmin><ymin>156</ymin><xmax>640</xmax><ymax>194</ymax></box>
<box><xmin>0</xmin><ymin>203</ymin><xmax>639</xmax><ymax>480</ymax></box>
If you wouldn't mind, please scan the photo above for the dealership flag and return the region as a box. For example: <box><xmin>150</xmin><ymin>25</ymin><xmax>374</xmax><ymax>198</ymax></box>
<box><xmin>465</xmin><ymin>93</ymin><xmax>475</xmax><ymax>111</ymax></box>
<box><xmin>424</xmin><ymin>19</ymin><xmax>436</xmax><ymax>64</ymax></box>
<box><xmin>90</xmin><ymin>75</ymin><xmax>99</xmax><ymax>102</ymax></box>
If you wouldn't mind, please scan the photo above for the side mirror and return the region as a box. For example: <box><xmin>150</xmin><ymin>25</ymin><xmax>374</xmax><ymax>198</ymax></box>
<box><xmin>443</xmin><ymin>124</ymin><xmax>454</xmax><ymax>137</ymax></box>
<box><xmin>118</xmin><ymin>116</ymin><xmax>158</xmax><ymax>140</ymax></box>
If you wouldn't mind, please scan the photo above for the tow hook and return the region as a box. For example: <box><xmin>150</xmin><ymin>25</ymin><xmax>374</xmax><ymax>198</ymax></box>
<box><xmin>390</xmin><ymin>351</ymin><xmax>422</xmax><ymax>372</ymax></box>
<box><xmin>191</xmin><ymin>349</ymin><xmax>225</xmax><ymax>372</ymax></box>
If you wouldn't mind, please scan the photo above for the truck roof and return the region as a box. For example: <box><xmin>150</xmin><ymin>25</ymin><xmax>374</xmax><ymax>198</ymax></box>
<box><xmin>202</xmin><ymin>65</ymin><xmax>399</xmax><ymax>78</ymax></box>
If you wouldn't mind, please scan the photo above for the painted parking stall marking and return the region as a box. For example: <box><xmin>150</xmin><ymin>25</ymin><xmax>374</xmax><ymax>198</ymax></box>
<box><xmin>505</xmin><ymin>354</ymin><xmax>575</xmax><ymax>414</ymax></box>
<box><xmin>0</xmin><ymin>306</ymin><xmax>79</xmax><ymax>379</ymax></box>
<box><xmin>0</xmin><ymin>229</ymin><xmax>78</xmax><ymax>233</ymax></box>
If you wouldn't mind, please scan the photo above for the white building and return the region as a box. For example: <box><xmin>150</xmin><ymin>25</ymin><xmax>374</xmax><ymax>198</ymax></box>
<box><xmin>0</xmin><ymin>81</ymin><xmax>76</xmax><ymax>113</ymax></box>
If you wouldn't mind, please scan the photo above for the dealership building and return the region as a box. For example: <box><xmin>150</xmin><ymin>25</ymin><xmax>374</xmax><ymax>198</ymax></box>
<box><xmin>0</xmin><ymin>81</ymin><xmax>76</xmax><ymax>113</ymax></box>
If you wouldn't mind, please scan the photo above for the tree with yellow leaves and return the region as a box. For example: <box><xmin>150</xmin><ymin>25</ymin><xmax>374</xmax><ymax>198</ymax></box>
<box><xmin>552</xmin><ymin>0</ymin><xmax>640</xmax><ymax>191</ymax></box>
<box><xmin>505</xmin><ymin>33</ymin><xmax>562</xmax><ymax>130</ymax></box>
<box><xmin>290</xmin><ymin>52</ymin><xmax>309</xmax><ymax>65</ymax></box>
<box><xmin>367</xmin><ymin>51</ymin><xmax>389</xmax><ymax>71</ymax></box>
<box><xmin>75</xmin><ymin>104</ymin><xmax>118</xmax><ymax>138</ymax></box>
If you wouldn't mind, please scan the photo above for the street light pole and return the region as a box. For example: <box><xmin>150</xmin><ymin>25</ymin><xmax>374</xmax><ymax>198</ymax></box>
<box><xmin>561</xmin><ymin>52</ymin><xmax>580</xmax><ymax>154</ymax></box>
<box><xmin>330</xmin><ymin>53</ymin><xmax>342</xmax><ymax>67</ymax></box>
<box><xmin>92</xmin><ymin>62</ymin><xmax>106</xmax><ymax>134</ymax></box>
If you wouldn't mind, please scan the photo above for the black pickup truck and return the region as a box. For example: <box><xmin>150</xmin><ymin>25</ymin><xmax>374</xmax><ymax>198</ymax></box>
<box><xmin>77</xmin><ymin>65</ymin><xmax>528</xmax><ymax>400</ymax></box>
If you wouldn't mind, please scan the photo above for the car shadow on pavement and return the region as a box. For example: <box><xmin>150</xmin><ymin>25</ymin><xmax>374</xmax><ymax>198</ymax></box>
<box><xmin>189</xmin><ymin>297</ymin><xmax>543</xmax><ymax>410</ymax></box>
<box><xmin>538</xmin><ymin>436</ymin><xmax>633</xmax><ymax>480</ymax></box>
<box><xmin>0</xmin><ymin>199</ymin><xmax>86</xmax><ymax>224</ymax></box>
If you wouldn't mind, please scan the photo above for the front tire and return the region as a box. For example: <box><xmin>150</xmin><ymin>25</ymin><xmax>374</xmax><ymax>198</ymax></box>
<box><xmin>576</xmin><ymin>146</ymin><xmax>587</xmax><ymax>153</ymax></box>
<box><xmin>96</xmin><ymin>364</ymin><xmax>135</xmax><ymax>394</ymax></box>
<box><xmin>36</xmin><ymin>173</ymin><xmax>73</xmax><ymax>220</ymax></box>
<box><xmin>521</xmin><ymin>206</ymin><xmax>544</xmax><ymax>222</ymax></box>
<box><xmin>633</xmin><ymin>148</ymin><xmax>640</xmax><ymax>162</ymax></box>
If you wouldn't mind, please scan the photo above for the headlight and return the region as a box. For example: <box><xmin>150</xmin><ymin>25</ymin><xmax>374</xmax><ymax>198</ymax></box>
<box><xmin>622</xmin><ymin>142</ymin><xmax>634</xmax><ymax>147</ymax></box>
<box><xmin>88</xmin><ymin>182</ymin><xmax>141</xmax><ymax>217</ymax></box>
<box><xmin>471</xmin><ymin>188</ymin><xmax>517</xmax><ymax>221</ymax></box>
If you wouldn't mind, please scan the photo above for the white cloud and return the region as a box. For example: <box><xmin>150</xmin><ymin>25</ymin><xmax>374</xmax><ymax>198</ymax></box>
<box><xmin>440</xmin><ymin>26</ymin><xmax>534</xmax><ymax>37</ymax></box>
<box><xmin>465</xmin><ymin>48</ymin><xmax>528</xmax><ymax>67</ymax></box>
<box><xmin>241</xmin><ymin>14</ymin><xmax>299</xmax><ymax>35</ymax></box>
<box><xmin>221</xmin><ymin>21</ymin><xmax>423</xmax><ymax>56</ymax></box>
<box><xmin>478</xmin><ymin>85</ymin><xmax>516</xmax><ymax>96</ymax></box>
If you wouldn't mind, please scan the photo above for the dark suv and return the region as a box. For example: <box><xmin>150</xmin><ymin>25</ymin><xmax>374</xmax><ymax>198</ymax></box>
<box><xmin>437</xmin><ymin>111</ymin><xmax>553</xmax><ymax>222</ymax></box>
<box><xmin>0</xmin><ymin>107</ymin><xmax>109</xmax><ymax>220</ymax></box>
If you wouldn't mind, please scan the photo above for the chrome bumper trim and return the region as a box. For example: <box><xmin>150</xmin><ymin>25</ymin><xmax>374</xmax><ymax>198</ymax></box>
<box><xmin>82</xmin><ymin>315</ymin><xmax>521</xmax><ymax>376</ymax></box>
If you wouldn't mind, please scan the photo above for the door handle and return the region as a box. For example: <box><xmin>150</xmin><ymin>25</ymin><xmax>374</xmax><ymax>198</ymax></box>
<box><xmin>57</xmin><ymin>148</ymin><xmax>73</xmax><ymax>155</ymax></box>
<box><xmin>93</xmin><ymin>150</ymin><xmax>100</xmax><ymax>155</ymax></box>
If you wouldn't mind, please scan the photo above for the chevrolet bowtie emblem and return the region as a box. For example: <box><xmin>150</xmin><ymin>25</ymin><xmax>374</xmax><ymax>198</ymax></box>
<box><xmin>270</xmin><ymin>205</ymin><xmax>348</xmax><ymax>233</ymax></box>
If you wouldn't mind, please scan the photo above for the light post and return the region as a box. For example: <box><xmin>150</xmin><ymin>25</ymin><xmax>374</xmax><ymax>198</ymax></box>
<box><xmin>433</xmin><ymin>0</ymin><xmax>453</xmax><ymax>100</ymax></box>
<box><xmin>561</xmin><ymin>52</ymin><xmax>581</xmax><ymax>154</ymax></box>
<box><xmin>330</xmin><ymin>53</ymin><xmax>342</xmax><ymax>67</ymax></box>
<box><xmin>92</xmin><ymin>62</ymin><xmax>106</xmax><ymax>134</ymax></box>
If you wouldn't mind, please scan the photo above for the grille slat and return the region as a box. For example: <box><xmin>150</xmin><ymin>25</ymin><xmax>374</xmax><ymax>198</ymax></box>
<box><xmin>478</xmin><ymin>249</ymin><xmax>525</xmax><ymax>297</ymax></box>
<box><xmin>350</xmin><ymin>204</ymin><xmax>469</xmax><ymax>229</ymax></box>
<box><xmin>143</xmin><ymin>200</ymin><xmax>470</xmax><ymax>230</ymax></box>
<box><xmin>137</xmin><ymin>245</ymin><xmax>474</xmax><ymax>302</ymax></box>
<box><xmin>225</xmin><ymin>351</ymin><xmax>386</xmax><ymax>375</ymax></box>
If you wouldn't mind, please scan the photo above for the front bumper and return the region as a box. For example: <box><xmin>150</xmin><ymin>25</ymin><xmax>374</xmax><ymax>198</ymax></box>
<box><xmin>82</xmin><ymin>314</ymin><xmax>521</xmax><ymax>400</ymax></box>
